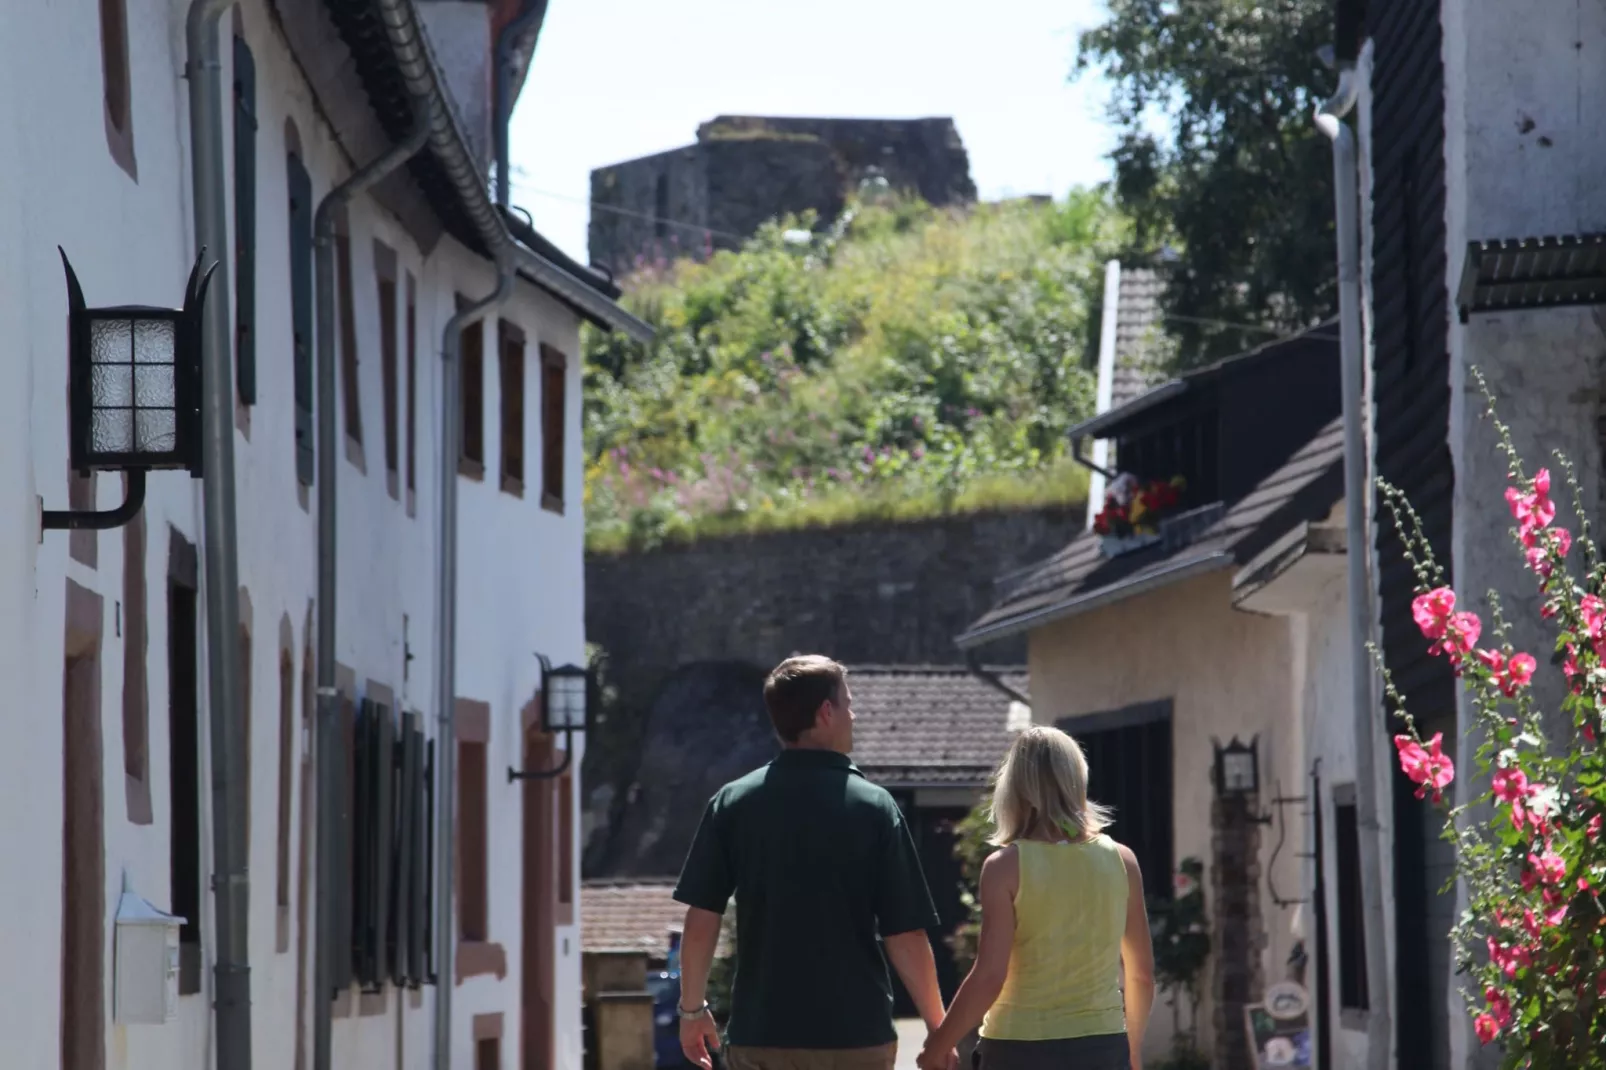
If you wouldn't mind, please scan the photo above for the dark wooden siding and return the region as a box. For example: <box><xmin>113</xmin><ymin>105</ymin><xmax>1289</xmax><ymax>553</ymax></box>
<box><xmin>1368</xmin><ymin>2</ymin><xmax>1455</xmax><ymax>1067</ymax></box>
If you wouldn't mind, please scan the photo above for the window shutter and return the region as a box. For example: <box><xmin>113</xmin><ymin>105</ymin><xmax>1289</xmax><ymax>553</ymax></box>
<box><xmin>330</xmin><ymin>695</ymin><xmax>355</xmax><ymax>993</ymax></box>
<box><xmin>372</xmin><ymin>703</ymin><xmax>395</xmax><ymax>985</ymax></box>
<box><xmin>422</xmin><ymin>738</ymin><xmax>437</xmax><ymax>984</ymax></box>
<box><xmin>392</xmin><ymin>712</ymin><xmax>420</xmax><ymax>985</ymax></box>
<box><xmin>232</xmin><ymin>35</ymin><xmax>257</xmax><ymax>405</ymax></box>
<box><xmin>287</xmin><ymin>155</ymin><xmax>315</xmax><ymax>485</ymax></box>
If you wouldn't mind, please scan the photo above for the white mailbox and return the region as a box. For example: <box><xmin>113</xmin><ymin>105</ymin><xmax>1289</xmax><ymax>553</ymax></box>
<box><xmin>113</xmin><ymin>888</ymin><xmax>184</xmax><ymax>1025</ymax></box>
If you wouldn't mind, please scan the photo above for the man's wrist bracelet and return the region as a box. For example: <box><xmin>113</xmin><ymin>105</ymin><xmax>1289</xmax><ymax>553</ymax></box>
<box><xmin>678</xmin><ymin>1000</ymin><xmax>711</xmax><ymax>1019</ymax></box>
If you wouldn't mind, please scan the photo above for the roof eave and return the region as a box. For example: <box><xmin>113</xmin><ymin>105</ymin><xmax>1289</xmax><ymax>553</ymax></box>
<box><xmin>955</xmin><ymin>551</ymin><xmax>1235</xmax><ymax>650</ymax></box>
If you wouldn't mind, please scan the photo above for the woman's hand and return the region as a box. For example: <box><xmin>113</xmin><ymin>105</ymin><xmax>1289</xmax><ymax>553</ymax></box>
<box><xmin>915</xmin><ymin>1036</ymin><xmax>958</xmax><ymax>1070</ymax></box>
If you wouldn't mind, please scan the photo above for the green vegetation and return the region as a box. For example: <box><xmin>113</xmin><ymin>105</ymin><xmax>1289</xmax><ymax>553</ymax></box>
<box><xmin>1078</xmin><ymin>0</ymin><xmax>1336</xmax><ymax>366</ymax></box>
<box><xmin>583</xmin><ymin>191</ymin><xmax>1121</xmax><ymax>553</ymax></box>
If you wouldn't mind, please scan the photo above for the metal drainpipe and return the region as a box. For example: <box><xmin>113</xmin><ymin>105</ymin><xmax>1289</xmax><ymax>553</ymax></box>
<box><xmin>493</xmin><ymin>0</ymin><xmax>550</xmax><ymax>208</ymax></box>
<box><xmin>433</xmin><ymin>260</ymin><xmax>515</xmax><ymax>1070</ymax></box>
<box><xmin>183</xmin><ymin>3</ymin><xmax>251</xmax><ymax>1066</ymax></box>
<box><xmin>1316</xmin><ymin>69</ymin><xmax>1392</xmax><ymax>1070</ymax></box>
<box><xmin>311</xmin><ymin>110</ymin><xmax>433</xmax><ymax>1070</ymax></box>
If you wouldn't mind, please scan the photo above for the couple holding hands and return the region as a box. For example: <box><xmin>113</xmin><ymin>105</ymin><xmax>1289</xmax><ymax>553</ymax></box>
<box><xmin>671</xmin><ymin>656</ymin><xmax>1155</xmax><ymax>1070</ymax></box>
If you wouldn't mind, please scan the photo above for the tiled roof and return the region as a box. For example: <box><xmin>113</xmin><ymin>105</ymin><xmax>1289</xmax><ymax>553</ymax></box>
<box><xmin>849</xmin><ymin>666</ymin><xmax>1029</xmax><ymax>787</ymax></box>
<box><xmin>581</xmin><ymin>879</ymin><xmax>733</xmax><ymax>959</ymax></box>
<box><xmin>1110</xmin><ymin>266</ymin><xmax>1171</xmax><ymax>412</ymax></box>
<box><xmin>958</xmin><ymin>417</ymin><xmax>1346</xmax><ymax>647</ymax></box>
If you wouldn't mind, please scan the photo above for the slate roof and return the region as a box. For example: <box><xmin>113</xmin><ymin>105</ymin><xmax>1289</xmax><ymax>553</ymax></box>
<box><xmin>958</xmin><ymin>417</ymin><xmax>1346</xmax><ymax>647</ymax></box>
<box><xmin>848</xmin><ymin>666</ymin><xmax>1029</xmax><ymax>788</ymax></box>
<box><xmin>1110</xmin><ymin>266</ymin><xmax>1171</xmax><ymax>412</ymax></box>
<box><xmin>581</xmin><ymin>879</ymin><xmax>733</xmax><ymax>960</ymax></box>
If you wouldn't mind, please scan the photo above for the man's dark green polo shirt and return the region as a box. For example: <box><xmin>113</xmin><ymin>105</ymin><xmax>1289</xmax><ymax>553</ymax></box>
<box><xmin>672</xmin><ymin>749</ymin><xmax>939</xmax><ymax>1050</ymax></box>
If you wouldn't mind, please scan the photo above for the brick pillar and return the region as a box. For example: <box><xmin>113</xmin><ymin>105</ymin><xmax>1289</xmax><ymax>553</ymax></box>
<box><xmin>1211</xmin><ymin>794</ymin><xmax>1265</xmax><ymax>1070</ymax></box>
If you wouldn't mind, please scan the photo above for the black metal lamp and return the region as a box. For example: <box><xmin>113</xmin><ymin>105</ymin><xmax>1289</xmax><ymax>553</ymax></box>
<box><xmin>43</xmin><ymin>247</ymin><xmax>215</xmax><ymax>531</ymax></box>
<box><xmin>1214</xmin><ymin>735</ymin><xmax>1261</xmax><ymax>797</ymax></box>
<box><xmin>508</xmin><ymin>655</ymin><xmax>591</xmax><ymax>782</ymax></box>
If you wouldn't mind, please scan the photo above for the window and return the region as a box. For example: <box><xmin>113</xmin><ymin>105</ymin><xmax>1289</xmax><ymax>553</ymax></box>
<box><xmin>375</xmin><ymin>243</ymin><xmax>400</xmax><ymax>496</ymax></box>
<box><xmin>458</xmin><ymin>738</ymin><xmax>488</xmax><ymax>942</ymax></box>
<box><xmin>337</xmin><ymin>221</ymin><xmax>363</xmax><ymax>457</ymax></box>
<box><xmin>233</xmin><ymin>35</ymin><xmax>258</xmax><ymax>405</ymax></box>
<box><xmin>460</xmin><ymin>310</ymin><xmax>485</xmax><ymax>478</ymax></box>
<box><xmin>540</xmin><ymin>345</ymin><xmax>567</xmax><ymax>511</ymax></box>
<box><xmin>498</xmin><ymin>321</ymin><xmax>525</xmax><ymax>494</ymax></box>
<box><xmin>405</xmin><ymin>273</ymin><xmax>418</xmax><ymax>505</ymax></box>
<box><xmin>123</xmin><ymin>506</ymin><xmax>152</xmax><ymax>824</ymax></box>
<box><xmin>287</xmin><ymin>151</ymin><xmax>315</xmax><ymax>486</ymax></box>
<box><xmin>239</xmin><ymin>617</ymin><xmax>253</xmax><ymax>848</ymax></box>
<box><xmin>1335</xmin><ymin>785</ymin><xmax>1369</xmax><ymax>1012</ymax></box>
<box><xmin>276</xmin><ymin>650</ymin><xmax>294</xmax><ymax>952</ymax></box>
<box><xmin>62</xmin><ymin>581</ymin><xmax>106</xmax><ymax>1070</ymax></box>
<box><xmin>168</xmin><ymin>535</ymin><xmax>203</xmax><ymax>995</ymax></box>
<box><xmin>557</xmin><ymin>772</ymin><xmax>574</xmax><ymax>924</ymax></box>
<box><xmin>98</xmin><ymin>0</ymin><xmax>136</xmax><ymax>178</ymax></box>
<box><xmin>476</xmin><ymin>1037</ymin><xmax>501</xmax><ymax>1070</ymax></box>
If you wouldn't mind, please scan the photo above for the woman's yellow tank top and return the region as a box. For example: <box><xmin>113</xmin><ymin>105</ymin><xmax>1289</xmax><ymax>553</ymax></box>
<box><xmin>979</xmin><ymin>835</ymin><xmax>1129</xmax><ymax>1041</ymax></box>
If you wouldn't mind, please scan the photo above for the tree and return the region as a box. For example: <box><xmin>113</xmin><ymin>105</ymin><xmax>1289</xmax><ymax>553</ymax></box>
<box><xmin>1078</xmin><ymin>0</ymin><xmax>1338</xmax><ymax>368</ymax></box>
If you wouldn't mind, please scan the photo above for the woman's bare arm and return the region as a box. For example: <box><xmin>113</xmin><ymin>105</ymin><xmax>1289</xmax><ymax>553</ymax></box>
<box><xmin>1117</xmin><ymin>845</ymin><xmax>1155</xmax><ymax>1070</ymax></box>
<box><xmin>923</xmin><ymin>847</ymin><xmax>1019</xmax><ymax>1056</ymax></box>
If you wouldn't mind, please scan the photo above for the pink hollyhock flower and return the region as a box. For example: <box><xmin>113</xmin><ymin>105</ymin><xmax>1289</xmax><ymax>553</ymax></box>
<box><xmin>1552</xmin><ymin>527</ymin><xmax>1573</xmax><ymax>557</ymax></box>
<box><xmin>1476</xmin><ymin>649</ymin><xmax>1506</xmax><ymax>674</ymax></box>
<box><xmin>1492</xmin><ymin>766</ymin><xmax>1531</xmax><ymax>804</ymax></box>
<box><xmin>1485</xmin><ymin>986</ymin><xmax>1513</xmax><ymax>1030</ymax></box>
<box><xmin>1535</xmin><ymin>468</ymin><xmax>1552</xmax><ymax>498</ymax></box>
<box><xmin>1412</xmin><ymin>587</ymin><xmax>1456</xmax><ymax>640</ymax></box>
<box><xmin>1502</xmin><ymin>653</ymin><xmax>1538</xmax><ymax>696</ymax></box>
<box><xmin>1417</xmin><ymin>733</ymin><xmax>1455</xmax><ymax>803</ymax></box>
<box><xmin>1521</xmin><ymin>868</ymin><xmax>1539</xmax><ymax>893</ymax></box>
<box><xmin>1531</xmin><ymin>848</ymin><xmax>1567</xmax><ymax>885</ymax></box>
<box><xmin>1544</xmin><ymin>902</ymin><xmax>1569</xmax><ymax>927</ymax></box>
<box><xmin>1474</xmin><ymin>1014</ymin><xmax>1499</xmax><ymax>1045</ymax></box>
<box><xmin>1440</xmin><ymin>612</ymin><xmax>1482</xmax><ymax>658</ymax></box>
<box><xmin>1395</xmin><ymin>734</ymin><xmax>1428</xmax><ymax>782</ymax></box>
<box><xmin>1588</xmin><ymin>814</ymin><xmax>1603</xmax><ymax>842</ymax></box>
<box><xmin>1523</xmin><ymin>909</ymin><xmax>1543</xmax><ymax>942</ymax></box>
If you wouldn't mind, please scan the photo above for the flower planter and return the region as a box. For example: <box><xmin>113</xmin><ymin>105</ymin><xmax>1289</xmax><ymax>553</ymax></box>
<box><xmin>1100</xmin><ymin>532</ymin><xmax>1161</xmax><ymax>558</ymax></box>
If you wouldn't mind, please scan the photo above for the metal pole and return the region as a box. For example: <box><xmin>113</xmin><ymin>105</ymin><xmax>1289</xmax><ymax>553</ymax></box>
<box><xmin>433</xmin><ymin>265</ymin><xmax>513</xmax><ymax>1070</ymax></box>
<box><xmin>311</xmin><ymin>108</ymin><xmax>432</xmax><ymax>1070</ymax></box>
<box><xmin>184</xmin><ymin>2</ymin><xmax>251</xmax><ymax>1065</ymax></box>
<box><xmin>1317</xmin><ymin>70</ymin><xmax>1393</xmax><ymax>1070</ymax></box>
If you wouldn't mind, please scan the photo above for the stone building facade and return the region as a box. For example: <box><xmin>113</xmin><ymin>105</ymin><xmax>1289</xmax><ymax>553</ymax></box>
<box><xmin>588</xmin><ymin>115</ymin><xmax>977</xmax><ymax>273</ymax></box>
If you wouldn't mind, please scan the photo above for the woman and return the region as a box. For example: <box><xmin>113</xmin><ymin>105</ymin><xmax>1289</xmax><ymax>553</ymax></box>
<box><xmin>917</xmin><ymin>725</ymin><xmax>1155</xmax><ymax>1070</ymax></box>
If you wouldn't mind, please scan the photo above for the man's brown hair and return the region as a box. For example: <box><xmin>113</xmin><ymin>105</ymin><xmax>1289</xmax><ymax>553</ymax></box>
<box><xmin>763</xmin><ymin>655</ymin><xmax>847</xmax><ymax>743</ymax></box>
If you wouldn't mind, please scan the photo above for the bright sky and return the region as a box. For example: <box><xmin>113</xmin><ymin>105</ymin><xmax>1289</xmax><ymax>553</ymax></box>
<box><xmin>507</xmin><ymin>0</ymin><xmax>1121</xmax><ymax>264</ymax></box>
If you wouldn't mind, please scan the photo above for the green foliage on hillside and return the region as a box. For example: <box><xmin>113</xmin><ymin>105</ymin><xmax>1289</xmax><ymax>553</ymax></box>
<box><xmin>582</xmin><ymin>191</ymin><xmax>1125</xmax><ymax>553</ymax></box>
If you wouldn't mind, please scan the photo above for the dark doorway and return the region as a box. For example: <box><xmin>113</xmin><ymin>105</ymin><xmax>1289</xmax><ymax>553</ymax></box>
<box><xmin>1060</xmin><ymin>701</ymin><xmax>1175</xmax><ymax>900</ymax></box>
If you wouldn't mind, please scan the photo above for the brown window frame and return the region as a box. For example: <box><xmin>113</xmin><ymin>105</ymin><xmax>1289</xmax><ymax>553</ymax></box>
<box><xmin>168</xmin><ymin>530</ymin><xmax>204</xmax><ymax>996</ymax></box>
<box><xmin>275</xmin><ymin>641</ymin><xmax>295</xmax><ymax>953</ymax></box>
<box><xmin>63</xmin><ymin>580</ymin><xmax>107</xmax><ymax>1070</ymax></box>
<box><xmin>539</xmin><ymin>344</ymin><xmax>567</xmax><ymax>513</ymax></box>
<box><xmin>498</xmin><ymin>321</ymin><xmax>526</xmax><ymax>496</ymax></box>
<box><xmin>123</xmin><ymin>502</ymin><xmax>152</xmax><ymax>825</ymax></box>
<box><xmin>405</xmin><ymin>273</ymin><xmax>418</xmax><ymax>513</ymax></box>
<box><xmin>556</xmin><ymin>770</ymin><xmax>574</xmax><ymax>925</ymax></box>
<box><xmin>375</xmin><ymin>242</ymin><xmax>400</xmax><ymax>498</ymax></box>
<box><xmin>336</xmin><ymin>217</ymin><xmax>364</xmax><ymax>468</ymax></box>
<box><xmin>459</xmin><ymin>302</ymin><xmax>485</xmax><ymax>479</ymax></box>
<box><xmin>98</xmin><ymin>0</ymin><xmax>136</xmax><ymax>178</ymax></box>
<box><xmin>238</xmin><ymin>592</ymin><xmax>254</xmax><ymax>850</ymax></box>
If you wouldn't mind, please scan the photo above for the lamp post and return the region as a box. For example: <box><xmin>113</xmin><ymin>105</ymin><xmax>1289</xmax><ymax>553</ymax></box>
<box><xmin>43</xmin><ymin>247</ymin><xmax>214</xmax><ymax>531</ymax></box>
<box><xmin>507</xmin><ymin>655</ymin><xmax>590</xmax><ymax>781</ymax></box>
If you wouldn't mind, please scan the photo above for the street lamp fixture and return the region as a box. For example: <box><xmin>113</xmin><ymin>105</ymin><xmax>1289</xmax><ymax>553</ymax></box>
<box><xmin>507</xmin><ymin>655</ymin><xmax>591</xmax><ymax>782</ymax></box>
<box><xmin>1214</xmin><ymin>734</ymin><xmax>1261</xmax><ymax>797</ymax></box>
<box><xmin>43</xmin><ymin>247</ymin><xmax>215</xmax><ymax>531</ymax></box>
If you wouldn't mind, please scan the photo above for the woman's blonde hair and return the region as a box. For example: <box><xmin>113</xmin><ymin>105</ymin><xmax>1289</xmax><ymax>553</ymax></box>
<box><xmin>987</xmin><ymin>725</ymin><xmax>1113</xmax><ymax>846</ymax></box>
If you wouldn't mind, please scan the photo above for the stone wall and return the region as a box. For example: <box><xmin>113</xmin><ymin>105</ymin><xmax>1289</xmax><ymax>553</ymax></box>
<box><xmin>589</xmin><ymin>115</ymin><xmax>976</xmax><ymax>273</ymax></box>
<box><xmin>581</xmin><ymin>505</ymin><xmax>1078</xmax><ymax>876</ymax></box>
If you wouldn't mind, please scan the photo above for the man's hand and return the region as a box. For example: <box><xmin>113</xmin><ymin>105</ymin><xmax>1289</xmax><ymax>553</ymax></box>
<box><xmin>679</xmin><ymin>1007</ymin><xmax>721</xmax><ymax>1070</ymax></box>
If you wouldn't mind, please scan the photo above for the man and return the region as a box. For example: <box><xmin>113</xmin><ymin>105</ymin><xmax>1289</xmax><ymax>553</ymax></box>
<box><xmin>673</xmin><ymin>655</ymin><xmax>956</xmax><ymax>1070</ymax></box>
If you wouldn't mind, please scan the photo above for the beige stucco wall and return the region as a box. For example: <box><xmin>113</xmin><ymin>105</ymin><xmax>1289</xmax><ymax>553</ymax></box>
<box><xmin>1026</xmin><ymin>568</ymin><xmax>1309</xmax><ymax>1061</ymax></box>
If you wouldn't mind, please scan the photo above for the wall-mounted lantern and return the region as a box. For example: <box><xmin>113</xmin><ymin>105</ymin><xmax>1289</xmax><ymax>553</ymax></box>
<box><xmin>508</xmin><ymin>655</ymin><xmax>591</xmax><ymax>782</ymax></box>
<box><xmin>42</xmin><ymin>247</ymin><xmax>215</xmax><ymax>531</ymax></box>
<box><xmin>1214</xmin><ymin>734</ymin><xmax>1261</xmax><ymax>797</ymax></box>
